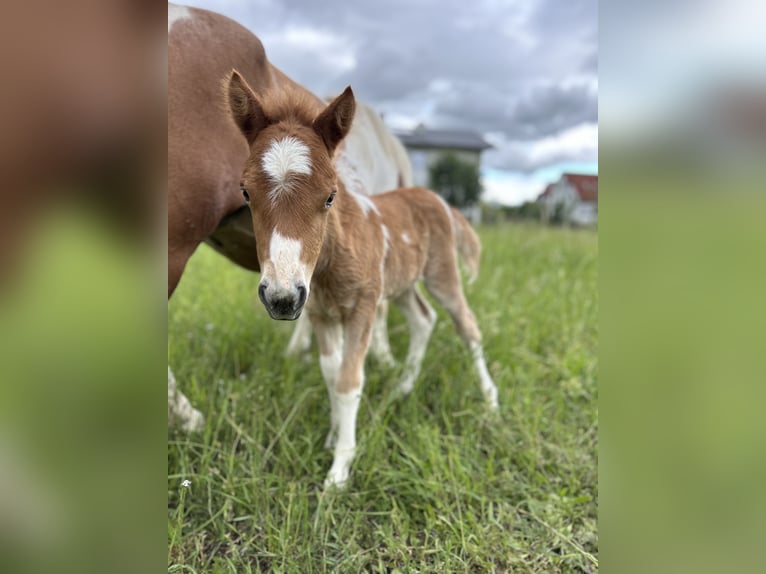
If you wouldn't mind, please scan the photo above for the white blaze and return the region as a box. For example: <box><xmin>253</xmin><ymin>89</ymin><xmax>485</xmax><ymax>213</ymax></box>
<box><xmin>263</xmin><ymin>230</ymin><xmax>308</xmax><ymax>293</ymax></box>
<box><xmin>262</xmin><ymin>136</ymin><xmax>312</xmax><ymax>202</ymax></box>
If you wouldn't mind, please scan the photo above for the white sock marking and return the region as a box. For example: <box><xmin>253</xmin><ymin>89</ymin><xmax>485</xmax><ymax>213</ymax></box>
<box><xmin>320</xmin><ymin>345</ymin><xmax>344</xmax><ymax>449</ymax></box>
<box><xmin>325</xmin><ymin>387</ymin><xmax>363</xmax><ymax>488</ymax></box>
<box><xmin>168</xmin><ymin>366</ymin><xmax>205</xmax><ymax>432</ymax></box>
<box><xmin>469</xmin><ymin>341</ymin><xmax>499</xmax><ymax>410</ymax></box>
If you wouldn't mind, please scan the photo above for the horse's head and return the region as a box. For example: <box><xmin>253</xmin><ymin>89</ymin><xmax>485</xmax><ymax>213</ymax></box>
<box><xmin>226</xmin><ymin>70</ymin><xmax>355</xmax><ymax>320</ymax></box>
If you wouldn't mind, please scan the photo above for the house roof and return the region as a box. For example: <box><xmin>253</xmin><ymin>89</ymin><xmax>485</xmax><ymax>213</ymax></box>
<box><xmin>536</xmin><ymin>174</ymin><xmax>598</xmax><ymax>202</ymax></box>
<box><xmin>564</xmin><ymin>173</ymin><xmax>598</xmax><ymax>201</ymax></box>
<box><xmin>396</xmin><ymin>124</ymin><xmax>492</xmax><ymax>151</ymax></box>
<box><xmin>537</xmin><ymin>183</ymin><xmax>554</xmax><ymax>201</ymax></box>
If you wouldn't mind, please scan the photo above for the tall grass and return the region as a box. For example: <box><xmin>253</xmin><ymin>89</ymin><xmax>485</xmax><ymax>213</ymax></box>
<box><xmin>168</xmin><ymin>223</ymin><xmax>597</xmax><ymax>573</ymax></box>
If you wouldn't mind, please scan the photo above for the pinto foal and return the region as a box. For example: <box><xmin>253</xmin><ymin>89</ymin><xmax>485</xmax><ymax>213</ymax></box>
<box><xmin>227</xmin><ymin>71</ymin><xmax>499</xmax><ymax>487</ymax></box>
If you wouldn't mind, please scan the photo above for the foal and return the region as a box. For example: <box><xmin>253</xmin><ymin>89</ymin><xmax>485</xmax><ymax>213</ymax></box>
<box><xmin>227</xmin><ymin>71</ymin><xmax>499</xmax><ymax>487</ymax></box>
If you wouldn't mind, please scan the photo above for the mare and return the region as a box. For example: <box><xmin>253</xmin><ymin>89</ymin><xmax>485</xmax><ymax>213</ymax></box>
<box><xmin>226</xmin><ymin>70</ymin><xmax>499</xmax><ymax>488</ymax></box>
<box><xmin>167</xmin><ymin>3</ymin><xmax>411</xmax><ymax>430</ymax></box>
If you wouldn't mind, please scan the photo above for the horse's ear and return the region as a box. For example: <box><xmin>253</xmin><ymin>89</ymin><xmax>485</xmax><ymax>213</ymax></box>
<box><xmin>313</xmin><ymin>86</ymin><xmax>356</xmax><ymax>153</ymax></box>
<box><xmin>227</xmin><ymin>70</ymin><xmax>269</xmax><ymax>145</ymax></box>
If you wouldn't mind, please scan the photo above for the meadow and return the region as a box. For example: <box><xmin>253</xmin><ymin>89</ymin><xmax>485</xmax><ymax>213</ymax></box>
<box><xmin>168</xmin><ymin>222</ymin><xmax>598</xmax><ymax>573</ymax></box>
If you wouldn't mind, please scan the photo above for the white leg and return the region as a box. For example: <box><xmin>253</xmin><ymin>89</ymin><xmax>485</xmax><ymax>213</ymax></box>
<box><xmin>167</xmin><ymin>366</ymin><xmax>205</xmax><ymax>432</ymax></box>
<box><xmin>311</xmin><ymin>318</ymin><xmax>345</xmax><ymax>450</ymax></box>
<box><xmin>324</xmin><ymin>385</ymin><xmax>363</xmax><ymax>488</ymax></box>
<box><xmin>316</xmin><ymin>323</ymin><xmax>343</xmax><ymax>450</ymax></box>
<box><xmin>320</xmin><ymin>299</ymin><xmax>376</xmax><ymax>489</ymax></box>
<box><xmin>369</xmin><ymin>301</ymin><xmax>396</xmax><ymax>368</ymax></box>
<box><xmin>425</xmin><ymin>273</ymin><xmax>499</xmax><ymax>411</ymax></box>
<box><xmin>470</xmin><ymin>342</ymin><xmax>499</xmax><ymax>410</ymax></box>
<box><xmin>285</xmin><ymin>313</ymin><xmax>313</xmax><ymax>357</ymax></box>
<box><xmin>395</xmin><ymin>288</ymin><xmax>437</xmax><ymax>395</ymax></box>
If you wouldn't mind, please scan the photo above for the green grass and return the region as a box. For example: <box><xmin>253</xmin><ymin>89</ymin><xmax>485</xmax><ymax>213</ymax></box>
<box><xmin>168</xmin><ymin>223</ymin><xmax>598</xmax><ymax>573</ymax></box>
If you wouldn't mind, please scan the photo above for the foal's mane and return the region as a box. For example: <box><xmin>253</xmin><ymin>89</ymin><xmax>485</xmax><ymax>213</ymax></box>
<box><xmin>258</xmin><ymin>87</ymin><xmax>325</xmax><ymax>127</ymax></box>
<box><xmin>220</xmin><ymin>71</ymin><xmax>326</xmax><ymax>132</ymax></box>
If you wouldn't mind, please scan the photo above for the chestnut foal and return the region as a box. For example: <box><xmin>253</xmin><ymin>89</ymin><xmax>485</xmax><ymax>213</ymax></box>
<box><xmin>227</xmin><ymin>71</ymin><xmax>499</xmax><ymax>488</ymax></box>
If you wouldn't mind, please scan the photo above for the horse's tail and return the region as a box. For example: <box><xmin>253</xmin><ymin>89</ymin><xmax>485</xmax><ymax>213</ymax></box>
<box><xmin>450</xmin><ymin>207</ymin><xmax>481</xmax><ymax>284</ymax></box>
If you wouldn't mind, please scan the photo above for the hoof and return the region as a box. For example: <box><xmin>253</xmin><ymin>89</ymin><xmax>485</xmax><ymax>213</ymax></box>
<box><xmin>395</xmin><ymin>379</ymin><xmax>414</xmax><ymax>397</ymax></box>
<box><xmin>180</xmin><ymin>408</ymin><xmax>205</xmax><ymax>432</ymax></box>
<box><xmin>323</xmin><ymin>471</ymin><xmax>349</xmax><ymax>490</ymax></box>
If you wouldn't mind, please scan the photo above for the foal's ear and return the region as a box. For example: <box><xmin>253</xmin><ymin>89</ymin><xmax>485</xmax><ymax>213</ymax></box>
<box><xmin>227</xmin><ymin>70</ymin><xmax>269</xmax><ymax>145</ymax></box>
<box><xmin>313</xmin><ymin>86</ymin><xmax>356</xmax><ymax>153</ymax></box>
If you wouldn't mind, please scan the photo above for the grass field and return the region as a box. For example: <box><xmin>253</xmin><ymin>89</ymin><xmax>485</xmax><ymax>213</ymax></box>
<box><xmin>168</xmin><ymin>223</ymin><xmax>598</xmax><ymax>573</ymax></box>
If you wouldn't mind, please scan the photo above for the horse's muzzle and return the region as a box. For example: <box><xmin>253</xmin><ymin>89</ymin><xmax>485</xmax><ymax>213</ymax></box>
<box><xmin>259</xmin><ymin>282</ymin><xmax>307</xmax><ymax>321</ymax></box>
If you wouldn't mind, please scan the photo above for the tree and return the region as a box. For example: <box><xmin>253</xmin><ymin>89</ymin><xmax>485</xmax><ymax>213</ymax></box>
<box><xmin>428</xmin><ymin>152</ymin><xmax>482</xmax><ymax>207</ymax></box>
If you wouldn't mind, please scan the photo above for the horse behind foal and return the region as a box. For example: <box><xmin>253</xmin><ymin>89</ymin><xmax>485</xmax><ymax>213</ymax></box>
<box><xmin>228</xmin><ymin>71</ymin><xmax>499</xmax><ymax>488</ymax></box>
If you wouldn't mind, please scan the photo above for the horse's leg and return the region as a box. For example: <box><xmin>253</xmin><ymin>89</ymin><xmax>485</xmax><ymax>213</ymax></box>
<box><xmin>369</xmin><ymin>300</ymin><xmax>396</xmax><ymax>368</ymax></box>
<box><xmin>424</xmin><ymin>257</ymin><xmax>499</xmax><ymax>410</ymax></box>
<box><xmin>168</xmin><ymin>240</ymin><xmax>206</xmax><ymax>431</ymax></box>
<box><xmin>311</xmin><ymin>317</ymin><xmax>343</xmax><ymax>450</ymax></box>
<box><xmin>393</xmin><ymin>287</ymin><xmax>437</xmax><ymax>395</ymax></box>
<box><xmin>322</xmin><ymin>297</ymin><xmax>376</xmax><ymax>488</ymax></box>
<box><xmin>284</xmin><ymin>313</ymin><xmax>314</xmax><ymax>358</ymax></box>
<box><xmin>167</xmin><ymin>366</ymin><xmax>205</xmax><ymax>431</ymax></box>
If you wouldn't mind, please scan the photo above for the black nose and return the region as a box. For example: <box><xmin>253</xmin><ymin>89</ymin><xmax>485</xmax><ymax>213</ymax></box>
<box><xmin>269</xmin><ymin>294</ymin><xmax>300</xmax><ymax>319</ymax></box>
<box><xmin>259</xmin><ymin>283</ymin><xmax>307</xmax><ymax>320</ymax></box>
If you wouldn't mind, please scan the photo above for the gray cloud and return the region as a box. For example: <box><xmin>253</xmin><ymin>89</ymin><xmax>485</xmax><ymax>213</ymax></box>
<box><xmin>184</xmin><ymin>0</ymin><xmax>597</xmax><ymax>174</ymax></box>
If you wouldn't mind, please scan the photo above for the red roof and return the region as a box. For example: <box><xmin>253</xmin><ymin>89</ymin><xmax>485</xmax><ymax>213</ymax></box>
<box><xmin>564</xmin><ymin>173</ymin><xmax>598</xmax><ymax>201</ymax></box>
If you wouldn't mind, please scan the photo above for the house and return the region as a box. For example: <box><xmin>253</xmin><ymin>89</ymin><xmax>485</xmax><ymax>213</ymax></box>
<box><xmin>396</xmin><ymin>123</ymin><xmax>492</xmax><ymax>187</ymax></box>
<box><xmin>395</xmin><ymin>124</ymin><xmax>491</xmax><ymax>223</ymax></box>
<box><xmin>538</xmin><ymin>173</ymin><xmax>598</xmax><ymax>226</ymax></box>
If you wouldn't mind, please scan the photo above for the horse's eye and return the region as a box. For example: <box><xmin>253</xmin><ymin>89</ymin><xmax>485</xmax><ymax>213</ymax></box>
<box><xmin>325</xmin><ymin>191</ymin><xmax>336</xmax><ymax>209</ymax></box>
<box><xmin>241</xmin><ymin>184</ymin><xmax>250</xmax><ymax>204</ymax></box>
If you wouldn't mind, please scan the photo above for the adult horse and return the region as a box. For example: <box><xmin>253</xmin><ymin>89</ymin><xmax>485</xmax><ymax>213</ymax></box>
<box><xmin>167</xmin><ymin>3</ymin><xmax>412</xmax><ymax>429</ymax></box>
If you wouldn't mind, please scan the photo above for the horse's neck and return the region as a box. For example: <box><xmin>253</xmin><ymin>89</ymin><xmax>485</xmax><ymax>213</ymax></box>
<box><xmin>315</xmin><ymin>177</ymin><xmax>378</xmax><ymax>277</ymax></box>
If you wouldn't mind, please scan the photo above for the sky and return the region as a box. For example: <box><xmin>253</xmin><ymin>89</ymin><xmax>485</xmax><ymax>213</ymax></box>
<box><xmin>180</xmin><ymin>0</ymin><xmax>598</xmax><ymax>205</ymax></box>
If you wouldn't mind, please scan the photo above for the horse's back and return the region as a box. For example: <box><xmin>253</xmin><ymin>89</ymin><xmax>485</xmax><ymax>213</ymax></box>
<box><xmin>168</xmin><ymin>4</ymin><xmax>277</xmax><ymax>289</ymax></box>
<box><xmin>374</xmin><ymin>187</ymin><xmax>453</xmax><ymax>231</ymax></box>
<box><xmin>169</xmin><ymin>3</ymin><xmax>273</xmax><ymax>193</ymax></box>
<box><xmin>340</xmin><ymin>103</ymin><xmax>414</xmax><ymax>195</ymax></box>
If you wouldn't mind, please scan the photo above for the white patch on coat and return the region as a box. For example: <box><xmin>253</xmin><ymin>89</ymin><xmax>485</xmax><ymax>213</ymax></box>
<box><xmin>334</xmin><ymin>152</ymin><xmax>380</xmax><ymax>217</ymax></box>
<box><xmin>350</xmin><ymin>190</ymin><xmax>380</xmax><ymax>218</ymax></box>
<box><xmin>319</xmin><ymin>346</ymin><xmax>343</xmax><ymax>386</ymax></box>
<box><xmin>401</xmin><ymin>232</ymin><xmax>411</xmax><ymax>244</ymax></box>
<box><xmin>396</xmin><ymin>291</ymin><xmax>437</xmax><ymax>395</ymax></box>
<box><xmin>379</xmin><ymin>224</ymin><xmax>391</xmax><ymax>288</ymax></box>
<box><xmin>168</xmin><ymin>4</ymin><xmax>191</xmax><ymax>33</ymax></box>
<box><xmin>381</xmin><ymin>225</ymin><xmax>391</xmax><ymax>256</ymax></box>
<box><xmin>261</xmin><ymin>136</ymin><xmax>312</xmax><ymax>202</ymax></box>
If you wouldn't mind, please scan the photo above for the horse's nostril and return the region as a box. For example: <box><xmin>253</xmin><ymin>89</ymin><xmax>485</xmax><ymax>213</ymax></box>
<box><xmin>296</xmin><ymin>285</ymin><xmax>307</xmax><ymax>308</ymax></box>
<box><xmin>258</xmin><ymin>284</ymin><xmax>267</xmax><ymax>305</ymax></box>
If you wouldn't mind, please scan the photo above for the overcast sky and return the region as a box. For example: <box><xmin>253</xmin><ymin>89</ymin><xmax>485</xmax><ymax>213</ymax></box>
<box><xmin>180</xmin><ymin>0</ymin><xmax>598</xmax><ymax>205</ymax></box>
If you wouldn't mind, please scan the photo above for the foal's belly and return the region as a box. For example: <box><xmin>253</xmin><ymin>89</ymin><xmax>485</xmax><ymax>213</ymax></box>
<box><xmin>205</xmin><ymin>207</ymin><xmax>261</xmax><ymax>272</ymax></box>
